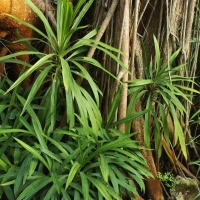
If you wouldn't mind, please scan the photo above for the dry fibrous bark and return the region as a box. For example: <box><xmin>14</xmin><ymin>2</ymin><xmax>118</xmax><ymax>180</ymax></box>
<box><xmin>0</xmin><ymin>0</ymin><xmax>56</xmax><ymax>88</ymax></box>
<box><xmin>132</xmin><ymin>1</ymin><xmax>197</xmax><ymax>199</ymax></box>
<box><xmin>90</xmin><ymin>1</ymin><xmax>198</xmax><ymax>199</ymax></box>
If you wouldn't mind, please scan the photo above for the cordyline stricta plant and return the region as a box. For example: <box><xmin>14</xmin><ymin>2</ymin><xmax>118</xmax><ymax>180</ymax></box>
<box><xmin>0</xmin><ymin>0</ymin><xmax>152</xmax><ymax>199</ymax></box>
<box><xmin>128</xmin><ymin>36</ymin><xmax>199</xmax><ymax>160</ymax></box>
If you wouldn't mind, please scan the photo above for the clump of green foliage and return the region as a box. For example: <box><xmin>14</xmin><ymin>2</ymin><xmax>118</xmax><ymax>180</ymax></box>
<box><xmin>0</xmin><ymin>0</ymin><xmax>152</xmax><ymax>199</ymax></box>
<box><xmin>157</xmin><ymin>172</ymin><xmax>175</xmax><ymax>189</ymax></box>
<box><xmin>128</xmin><ymin>36</ymin><xmax>200</xmax><ymax>160</ymax></box>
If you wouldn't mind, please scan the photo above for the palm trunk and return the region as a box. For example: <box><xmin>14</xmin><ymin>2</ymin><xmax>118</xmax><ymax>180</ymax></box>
<box><xmin>132</xmin><ymin>102</ymin><xmax>164</xmax><ymax>200</ymax></box>
<box><xmin>87</xmin><ymin>0</ymin><xmax>198</xmax><ymax>198</ymax></box>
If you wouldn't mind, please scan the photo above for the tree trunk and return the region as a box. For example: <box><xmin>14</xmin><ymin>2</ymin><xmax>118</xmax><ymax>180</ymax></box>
<box><xmin>87</xmin><ymin>0</ymin><xmax>198</xmax><ymax>199</ymax></box>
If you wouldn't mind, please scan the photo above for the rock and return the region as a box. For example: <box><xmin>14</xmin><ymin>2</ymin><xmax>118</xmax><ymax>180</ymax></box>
<box><xmin>170</xmin><ymin>176</ymin><xmax>200</xmax><ymax>200</ymax></box>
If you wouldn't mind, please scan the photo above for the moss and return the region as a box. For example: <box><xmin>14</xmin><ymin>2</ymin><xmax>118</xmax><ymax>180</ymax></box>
<box><xmin>170</xmin><ymin>176</ymin><xmax>200</xmax><ymax>200</ymax></box>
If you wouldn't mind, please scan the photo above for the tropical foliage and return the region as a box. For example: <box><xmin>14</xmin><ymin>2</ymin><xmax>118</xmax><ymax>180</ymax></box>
<box><xmin>0</xmin><ymin>0</ymin><xmax>152</xmax><ymax>199</ymax></box>
<box><xmin>1</xmin><ymin>0</ymin><xmax>200</xmax><ymax>199</ymax></box>
<box><xmin>0</xmin><ymin>80</ymin><xmax>151</xmax><ymax>199</ymax></box>
<box><xmin>128</xmin><ymin>36</ymin><xmax>199</xmax><ymax>159</ymax></box>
